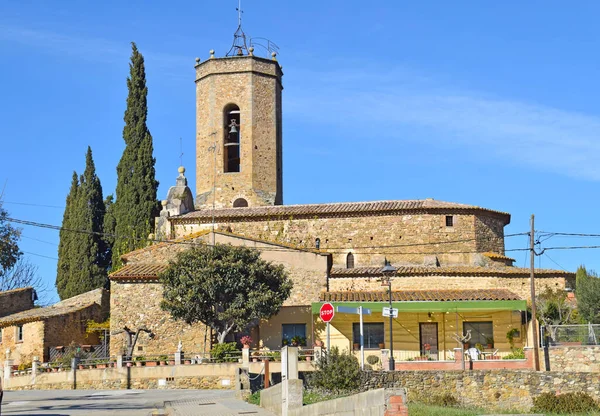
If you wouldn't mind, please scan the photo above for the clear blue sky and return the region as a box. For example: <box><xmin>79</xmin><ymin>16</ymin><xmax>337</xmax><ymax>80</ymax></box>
<box><xmin>1</xmin><ymin>1</ymin><xmax>599</xmax><ymax>303</ymax></box>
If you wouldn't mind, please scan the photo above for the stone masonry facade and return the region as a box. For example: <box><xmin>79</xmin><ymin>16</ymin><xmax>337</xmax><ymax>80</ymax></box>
<box><xmin>173</xmin><ymin>210</ymin><xmax>507</xmax><ymax>268</ymax></box>
<box><xmin>110</xmin><ymin>281</ymin><xmax>211</xmax><ymax>357</ymax></box>
<box><xmin>0</xmin><ymin>287</ymin><xmax>35</xmax><ymax>318</ymax></box>
<box><xmin>195</xmin><ymin>55</ymin><xmax>283</xmax><ymax>209</ymax></box>
<box><xmin>361</xmin><ymin>370</ymin><xmax>600</xmax><ymax>412</ymax></box>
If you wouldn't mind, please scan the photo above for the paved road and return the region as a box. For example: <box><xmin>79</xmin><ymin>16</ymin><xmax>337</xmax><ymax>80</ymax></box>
<box><xmin>1</xmin><ymin>389</ymin><xmax>274</xmax><ymax>416</ymax></box>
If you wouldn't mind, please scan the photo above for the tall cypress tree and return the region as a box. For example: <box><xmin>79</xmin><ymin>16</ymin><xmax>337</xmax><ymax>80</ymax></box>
<box><xmin>112</xmin><ymin>42</ymin><xmax>159</xmax><ymax>269</ymax></box>
<box><xmin>56</xmin><ymin>147</ymin><xmax>109</xmax><ymax>299</ymax></box>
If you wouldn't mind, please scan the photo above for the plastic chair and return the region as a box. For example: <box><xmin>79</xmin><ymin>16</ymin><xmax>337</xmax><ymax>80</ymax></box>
<box><xmin>467</xmin><ymin>347</ymin><xmax>480</xmax><ymax>360</ymax></box>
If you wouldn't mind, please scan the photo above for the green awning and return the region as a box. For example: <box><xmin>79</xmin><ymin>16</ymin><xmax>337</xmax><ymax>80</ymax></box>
<box><xmin>311</xmin><ymin>299</ymin><xmax>526</xmax><ymax>314</ymax></box>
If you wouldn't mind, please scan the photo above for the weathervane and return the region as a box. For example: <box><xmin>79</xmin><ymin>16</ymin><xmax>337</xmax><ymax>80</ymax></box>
<box><xmin>226</xmin><ymin>0</ymin><xmax>249</xmax><ymax>57</ymax></box>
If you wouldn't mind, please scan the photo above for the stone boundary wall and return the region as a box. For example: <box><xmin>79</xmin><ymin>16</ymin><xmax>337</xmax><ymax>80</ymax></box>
<box><xmin>2</xmin><ymin>363</ymin><xmax>238</xmax><ymax>391</ymax></box>
<box><xmin>361</xmin><ymin>370</ymin><xmax>600</xmax><ymax>412</ymax></box>
<box><xmin>543</xmin><ymin>345</ymin><xmax>600</xmax><ymax>372</ymax></box>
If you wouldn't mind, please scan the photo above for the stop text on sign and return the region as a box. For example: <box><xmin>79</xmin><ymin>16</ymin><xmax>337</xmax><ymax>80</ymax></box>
<box><xmin>320</xmin><ymin>303</ymin><xmax>335</xmax><ymax>323</ymax></box>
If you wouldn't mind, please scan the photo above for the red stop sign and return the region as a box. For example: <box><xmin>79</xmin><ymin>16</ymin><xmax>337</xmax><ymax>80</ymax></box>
<box><xmin>320</xmin><ymin>303</ymin><xmax>335</xmax><ymax>323</ymax></box>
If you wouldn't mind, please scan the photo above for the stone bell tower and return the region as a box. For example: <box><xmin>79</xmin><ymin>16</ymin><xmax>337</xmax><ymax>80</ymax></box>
<box><xmin>194</xmin><ymin>47</ymin><xmax>283</xmax><ymax>209</ymax></box>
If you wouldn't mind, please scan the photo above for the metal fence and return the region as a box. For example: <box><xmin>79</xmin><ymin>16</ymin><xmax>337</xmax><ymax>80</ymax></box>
<box><xmin>542</xmin><ymin>324</ymin><xmax>600</xmax><ymax>346</ymax></box>
<box><xmin>48</xmin><ymin>343</ymin><xmax>109</xmax><ymax>362</ymax></box>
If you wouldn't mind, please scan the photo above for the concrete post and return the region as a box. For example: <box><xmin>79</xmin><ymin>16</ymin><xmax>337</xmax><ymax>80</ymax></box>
<box><xmin>32</xmin><ymin>356</ymin><xmax>39</xmax><ymax>384</ymax></box>
<box><xmin>242</xmin><ymin>347</ymin><xmax>250</xmax><ymax>366</ymax></box>
<box><xmin>117</xmin><ymin>355</ymin><xmax>123</xmax><ymax>369</ymax></box>
<box><xmin>381</xmin><ymin>349</ymin><xmax>390</xmax><ymax>372</ymax></box>
<box><xmin>287</xmin><ymin>347</ymin><xmax>298</xmax><ymax>380</ymax></box>
<box><xmin>174</xmin><ymin>352</ymin><xmax>182</xmax><ymax>366</ymax></box>
<box><xmin>4</xmin><ymin>360</ymin><xmax>13</xmax><ymax>384</ymax></box>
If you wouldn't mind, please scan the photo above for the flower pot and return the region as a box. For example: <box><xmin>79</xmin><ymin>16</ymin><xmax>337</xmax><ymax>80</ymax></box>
<box><xmin>306</xmin><ymin>356</ymin><xmax>311</xmax><ymax>362</ymax></box>
<box><xmin>243</xmin><ymin>344</ymin><xmax>250</xmax><ymax>349</ymax></box>
<box><xmin>135</xmin><ymin>362</ymin><xmax>143</xmax><ymax>367</ymax></box>
<box><xmin>487</xmin><ymin>344</ymin><xmax>493</xmax><ymax>349</ymax></box>
<box><xmin>146</xmin><ymin>361</ymin><xmax>158</xmax><ymax>367</ymax></box>
<box><xmin>252</xmin><ymin>358</ymin><xmax>258</xmax><ymax>362</ymax></box>
<box><xmin>183</xmin><ymin>360</ymin><xmax>192</xmax><ymax>365</ymax></box>
<box><xmin>378</xmin><ymin>343</ymin><xmax>385</xmax><ymax>349</ymax></box>
<box><xmin>353</xmin><ymin>343</ymin><xmax>359</xmax><ymax>350</ymax></box>
<box><xmin>126</xmin><ymin>362</ymin><xmax>133</xmax><ymax>367</ymax></box>
<box><xmin>78</xmin><ymin>365</ymin><xmax>84</xmax><ymax>370</ymax></box>
<box><xmin>159</xmin><ymin>361</ymin><xmax>166</xmax><ymax>366</ymax></box>
<box><xmin>168</xmin><ymin>360</ymin><xmax>175</xmax><ymax>365</ymax></box>
<box><xmin>97</xmin><ymin>364</ymin><xmax>106</xmax><ymax>369</ymax></box>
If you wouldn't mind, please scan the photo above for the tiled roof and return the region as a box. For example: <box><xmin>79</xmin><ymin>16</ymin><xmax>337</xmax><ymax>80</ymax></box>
<box><xmin>0</xmin><ymin>288</ymin><xmax>107</xmax><ymax>328</ymax></box>
<box><xmin>174</xmin><ymin>199</ymin><xmax>511</xmax><ymax>224</ymax></box>
<box><xmin>330</xmin><ymin>265</ymin><xmax>574</xmax><ymax>278</ymax></box>
<box><xmin>483</xmin><ymin>252</ymin><xmax>515</xmax><ymax>262</ymax></box>
<box><xmin>320</xmin><ymin>288</ymin><xmax>521</xmax><ymax>302</ymax></box>
<box><xmin>121</xmin><ymin>230</ymin><xmax>211</xmax><ymax>261</ymax></box>
<box><xmin>0</xmin><ymin>287</ymin><xmax>33</xmax><ymax>297</ymax></box>
<box><xmin>120</xmin><ymin>229</ymin><xmax>324</xmax><ymax>263</ymax></box>
<box><xmin>110</xmin><ymin>264</ymin><xmax>169</xmax><ymax>281</ymax></box>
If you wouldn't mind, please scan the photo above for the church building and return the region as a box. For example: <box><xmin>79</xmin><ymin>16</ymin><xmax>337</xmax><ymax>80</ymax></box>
<box><xmin>109</xmin><ymin>31</ymin><xmax>574</xmax><ymax>363</ymax></box>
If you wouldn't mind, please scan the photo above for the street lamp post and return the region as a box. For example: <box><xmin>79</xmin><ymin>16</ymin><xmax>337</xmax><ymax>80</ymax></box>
<box><xmin>382</xmin><ymin>259</ymin><xmax>398</xmax><ymax>371</ymax></box>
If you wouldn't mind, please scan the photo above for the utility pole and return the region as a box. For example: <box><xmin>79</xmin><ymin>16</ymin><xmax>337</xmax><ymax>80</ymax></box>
<box><xmin>530</xmin><ymin>214</ymin><xmax>540</xmax><ymax>371</ymax></box>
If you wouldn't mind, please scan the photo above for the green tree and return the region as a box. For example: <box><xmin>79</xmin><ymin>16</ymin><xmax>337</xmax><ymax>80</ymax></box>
<box><xmin>536</xmin><ymin>287</ymin><xmax>578</xmax><ymax>340</ymax></box>
<box><xmin>576</xmin><ymin>266</ymin><xmax>600</xmax><ymax>323</ymax></box>
<box><xmin>159</xmin><ymin>244</ymin><xmax>293</xmax><ymax>343</ymax></box>
<box><xmin>112</xmin><ymin>42</ymin><xmax>159</xmax><ymax>270</ymax></box>
<box><xmin>102</xmin><ymin>194</ymin><xmax>115</xmax><ymax>270</ymax></box>
<box><xmin>308</xmin><ymin>347</ymin><xmax>361</xmax><ymax>394</ymax></box>
<box><xmin>56</xmin><ymin>147</ymin><xmax>109</xmax><ymax>299</ymax></box>
<box><xmin>0</xmin><ymin>200</ymin><xmax>22</xmax><ymax>276</ymax></box>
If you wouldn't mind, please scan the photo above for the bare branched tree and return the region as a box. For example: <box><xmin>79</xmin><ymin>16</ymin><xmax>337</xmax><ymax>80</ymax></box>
<box><xmin>0</xmin><ymin>259</ymin><xmax>51</xmax><ymax>305</ymax></box>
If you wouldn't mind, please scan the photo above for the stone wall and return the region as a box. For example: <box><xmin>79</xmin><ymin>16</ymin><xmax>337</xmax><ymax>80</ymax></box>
<box><xmin>174</xmin><ymin>213</ymin><xmax>505</xmax><ymax>268</ymax></box>
<box><xmin>544</xmin><ymin>346</ymin><xmax>600</xmax><ymax>372</ymax></box>
<box><xmin>3</xmin><ymin>363</ymin><xmax>238</xmax><ymax>391</ymax></box>
<box><xmin>360</xmin><ymin>370</ymin><xmax>600</xmax><ymax>412</ymax></box>
<box><xmin>43</xmin><ymin>306</ymin><xmax>105</xmax><ymax>359</ymax></box>
<box><xmin>0</xmin><ymin>287</ymin><xmax>34</xmax><ymax>318</ymax></box>
<box><xmin>0</xmin><ymin>321</ymin><xmax>44</xmax><ymax>365</ymax></box>
<box><xmin>110</xmin><ymin>281</ymin><xmax>211</xmax><ymax>357</ymax></box>
<box><xmin>329</xmin><ymin>275</ymin><xmax>567</xmax><ymax>301</ymax></box>
<box><xmin>195</xmin><ymin>55</ymin><xmax>283</xmax><ymax>208</ymax></box>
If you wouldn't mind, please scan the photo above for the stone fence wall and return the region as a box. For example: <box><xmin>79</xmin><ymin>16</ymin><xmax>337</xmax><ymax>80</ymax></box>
<box><xmin>543</xmin><ymin>345</ymin><xmax>600</xmax><ymax>372</ymax></box>
<box><xmin>361</xmin><ymin>370</ymin><xmax>600</xmax><ymax>412</ymax></box>
<box><xmin>1</xmin><ymin>363</ymin><xmax>239</xmax><ymax>391</ymax></box>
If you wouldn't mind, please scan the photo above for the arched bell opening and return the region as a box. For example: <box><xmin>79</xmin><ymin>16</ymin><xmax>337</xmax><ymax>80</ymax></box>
<box><xmin>223</xmin><ymin>104</ymin><xmax>241</xmax><ymax>173</ymax></box>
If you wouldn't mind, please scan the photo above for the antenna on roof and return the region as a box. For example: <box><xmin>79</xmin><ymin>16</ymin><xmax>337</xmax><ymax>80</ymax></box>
<box><xmin>226</xmin><ymin>0</ymin><xmax>249</xmax><ymax>57</ymax></box>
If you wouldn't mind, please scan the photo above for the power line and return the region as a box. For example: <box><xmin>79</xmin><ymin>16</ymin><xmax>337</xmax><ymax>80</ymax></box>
<box><xmin>2</xmin><ymin>201</ymin><xmax>64</xmax><ymax>209</ymax></box>
<box><xmin>21</xmin><ymin>235</ymin><xmax>58</xmax><ymax>246</ymax></box>
<box><xmin>5</xmin><ymin>216</ymin><xmax>528</xmax><ymax>256</ymax></box>
<box><xmin>543</xmin><ymin>252</ymin><xmax>567</xmax><ymax>272</ymax></box>
<box><xmin>23</xmin><ymin>251</ymin><xmax>58</xmax><ymax>260</ymax></box>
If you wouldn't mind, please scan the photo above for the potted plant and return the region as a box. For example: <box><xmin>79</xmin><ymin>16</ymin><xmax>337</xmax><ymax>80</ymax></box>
<box><xmin>183</xmin><ymin>357</ymin><xmax>192</xmax><ymax>365</ymax></box>
<box><xmin>378</xmin><ymin>342</ymin><xmax>385</xmax><ymax>349</ymax></box>
<box><xmin>158</xmin><ymin>355</ymin><xmax>168</xmax><ymax>366</ymax></box>
<box><xmin>475</xmin><ymin>343</ymin><xmax>484</xmax><ymax>352</ymax></box>
<box><xmin>252</xmin><ymin>351</ymin><xmax>260</xmax><ymax>363</ymax></box>
<box><xmin>168</xmin><ymin>358</ymin><xmax>175</xmax><ymax>365</ymax></box>
<box><xmin>486</xmin><ymin>336</ymin><xmax>494</xmax><ymax>349</ymax></box>
<box><xmin>134</xmin><ymin>356</ymin><xmax>145</xmax><ymax>367</ymax></box>
<box><xmin>240</xmin><ymin>335</ymin><xmax>252</xmax><ymax>349</ymax></box>
<box><xmin>146</xmin><ymin>358</ymin><xmax>158</xmax><ymax>367</ymax></box>
<box><xmin>291</xmin><ymin>335</ymin><xmax>305</xmax><ymax>347</ymax></box>
<box><xmin>353</xmin><ymin>342</ymin><xmax>360</xmax><ymax>350</ymax></box>
<box><xmin>314</xmin><ymin>339</ymin><xmax>323</xmax><ymax>347</ymax></box>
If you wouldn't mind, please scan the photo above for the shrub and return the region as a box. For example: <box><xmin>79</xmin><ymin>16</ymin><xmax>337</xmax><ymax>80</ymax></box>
<box><xmin>307</xmin><ymin>347</ymin><xmax>360</xmax><ymax>394</ymax></box>
<box><xmin>211</xmin><ymin>342</ymin><xmax>239</xmax><ymax>363</ymax></box>
<box><xmin>246</xmin><ymin>391</ymin><xmax>260</xmax><ymax>405</ymax></box>
<box><xmin>532</xmin><ymin>392</ymin><xmax>600</xmax><ymax>414</ymax></box>
<box><xmin>428</xmin><ymin>393</ymin><xmax>459</xmax><ymax>407</ymax></box>
<box><xmin>366</xmin><ymin>355</ymin><xmax>379</xmax><ymax>365</ymax></box>
<box><xmin>502</xmin><ymin>348</ymin><xmax>525</xmax><ymax>360</ymax></box>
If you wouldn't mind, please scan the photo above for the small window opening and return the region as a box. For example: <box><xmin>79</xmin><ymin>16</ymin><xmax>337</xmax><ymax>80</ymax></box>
<box><xmin>16</xmin><ymin>325</ymin><xmax>23</xmax><ymax>342</ymax></box>
<box><xmin>445</xmin><ymin>216</ymin><xmax>454</xmax><ymax>227</ymax></box>
<box><xmin>233</xmin><ymin>198</ymin><xmax>248</xmax><ymax>208</ymax></box>
<box><xmin>346</xmin><ymin>252</ymin><xmax>355</xmax><ymax>269</ymax></box>
<box><xmin>224</xmin><ymin>104</ymin><xmax>241</xmax><ymax>173</ymax></box>
<box><xmin>315</xmin><ymin>238</ymin><xmax>321</xmax><ymax>250</ymax></box>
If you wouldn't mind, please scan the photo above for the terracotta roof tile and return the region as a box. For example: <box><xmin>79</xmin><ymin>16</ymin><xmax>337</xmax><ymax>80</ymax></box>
<box><xmin>174</xmin><ymin>199</ymin><xmax>511</xmax><ymax>224</ymax></box>
<box><xmin>0</xmin><ymin>288</ymin><xmax>107</xmax><ymax>328</ymax></box>
<box><xmin>483</xmin><ymin>252</ymin><xmax>516</xmax><ymax>262</ymax></box>
<box><xmin>109</xmin><ymin>264</ymin><xmax>169</xmax><ymax>280</ymax></box>
<box><xmin>320</xmin><ymin>288</ymin><xmax>521</xmax><ymax>302</ymax></box>
<box><xmin>330</xmin><ymin>265</ymin><xmax>574</xmax><ymax>278</ymax></box>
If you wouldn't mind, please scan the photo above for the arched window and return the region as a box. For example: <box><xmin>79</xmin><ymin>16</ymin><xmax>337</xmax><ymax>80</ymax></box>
<box><xmin>233</xmin><ymin>198</ymin><xmax>248</xmax><ymax>208</ymax></box>
<box><xmin>224</xmin><ymin>104</ymin><xmax>241</xmax><ymax>172</ymax></box>
<box><xmin>346</xmin><ymin>252</ymin><xmax>355</xmax><ymax>269</ymax></box>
